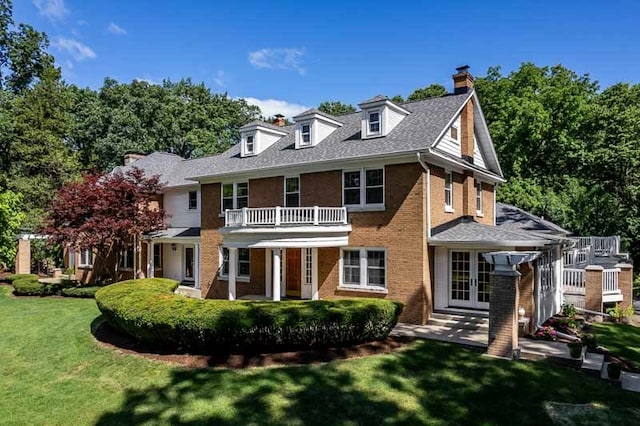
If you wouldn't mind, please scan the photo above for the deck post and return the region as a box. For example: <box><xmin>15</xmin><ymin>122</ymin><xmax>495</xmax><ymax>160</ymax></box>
<box><xmin>584</xmin><ymin>265</ymin><xmax>604</xmax><ymax>313</ymax></box>
<box><xmin>616</xmin><ymin>263</ymin><xmax>633</xmax><ymax>311</ymax></box>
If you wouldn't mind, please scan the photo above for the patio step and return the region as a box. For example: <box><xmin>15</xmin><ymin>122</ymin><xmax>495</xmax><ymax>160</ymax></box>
<box><xmin>428</xmin><ymin>312</ymin><xmax>489</xmax><ymax>331</ymax></box>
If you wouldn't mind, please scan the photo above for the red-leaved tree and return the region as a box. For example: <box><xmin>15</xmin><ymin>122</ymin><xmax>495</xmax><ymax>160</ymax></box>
<box><xmin>44</xmin><ymin>167</ymin><xmax>166</xmax><ymax>282</ymax></box>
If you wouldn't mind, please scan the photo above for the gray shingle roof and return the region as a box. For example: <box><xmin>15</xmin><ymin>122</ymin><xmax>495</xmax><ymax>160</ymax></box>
<box><xmin>293</xmin><ymin>108</ymin><xmax>343</xmax><ymax>123</ymax></box>
<box><xmin>117</xmin><ymin>152</ymin><xmax>195</xmax><ymax>188</ymax></box>
<box><xmin>430</xmin><ymin>216</ymin><xmax>558</xmax><ymax>247</ymax></box>
<box><xmin>360</xmin><ymin>94</ymin><xmax>389</xmax><ymax>104</ymax></box>
<box><xmin>496</xmin><ymin>203</ymin><xmax>571</xmax><ymax>236</ymax></box>
<box><xmin>185</xmin><ymin>93</ymin><xmax>471</xmax><ymax>181</ymax></box>
<box><xmin>239</xmin><ymin>120</ymin><xmax>290</xmax><ymax>133</ymax></box>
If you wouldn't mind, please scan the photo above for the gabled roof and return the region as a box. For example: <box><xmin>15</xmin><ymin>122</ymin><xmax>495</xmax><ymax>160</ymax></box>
<box><xmin>239</xmin><ymin>120</ymin><xmax>291</xmax><ymax>133</ymax></box>
<box><xmin>496</xmin><ymin>202</ymin><xmax>572</xmax><ymax>236</ymax></box>
<box><xmin>115</xmin><ymin>152</ymin><xmax>197</xmax><ymax>188</ymax></box>
<box><xmin>293</xmin><ymin>108</ymin><xmax>342</xmax><ymax>123</ymax></box>
<box><xmin>186</xmin><ymin>93</ymin><xmax>475</xmax><ymax>181</ymax></box>
<box><xmin>429</xmin><ymin>216</ymin><xmax>560</xmax><ymax>247</ymax></box>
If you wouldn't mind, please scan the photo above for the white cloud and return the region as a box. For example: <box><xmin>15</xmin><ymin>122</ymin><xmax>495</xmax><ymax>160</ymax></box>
<box><xmin>32</xmin><ymin>0</ymin><xmax>68</xmax><ymax>21</ymax></box>
<box><xmin>134</xmin><ymin>77</ymin><xmax>158</xmax><ymax>85</ymax></box>
<box><xmin>214</xmin><ymin>70</ymin><xmax>225</xmax><ymax>87</ymax></box>
<box><xmin>107</xmin><ymin>22</ymin><xmax>127</xmax><ymax>35</ymax></box>
<box><xmin>51</xmin><ymin>37</ymin><xmax>96</xmax><ymax>61</ymax></box>
<box><xmin>243</xmin><ymin>97</ymin><xmax>310</xmax><ymax>119</ymax></box>
<box><xmin>248</xmin><ymin>48</ymin><xmax>306</xmax><ymax>75</ymax></box>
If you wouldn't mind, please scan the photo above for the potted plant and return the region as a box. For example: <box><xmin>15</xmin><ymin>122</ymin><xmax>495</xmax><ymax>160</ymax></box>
<box><xmin>568</xmin><ymin>340</ymin><xmax>583</xmax><ymax>359</ymax></box>
<box><xmin>607</xmin><ymin>362</ymin><xmax>622</xmax><ymax>380</ymax></box>
<box><xmin>581</xmin><ymin>333</ymin><xmax>597</xmax><ymax>352</ymax></box>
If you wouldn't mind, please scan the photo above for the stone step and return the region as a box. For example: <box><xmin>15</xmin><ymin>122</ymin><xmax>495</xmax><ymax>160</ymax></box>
<box><xmin>429</xmin><ymin>313</ymin><xmax>489</xmax><ymax>331</ymax></box>
<box><xmin>581</xmin><ymin>352</ymin><xmax>604</xmax><ymax>372</ymax></box>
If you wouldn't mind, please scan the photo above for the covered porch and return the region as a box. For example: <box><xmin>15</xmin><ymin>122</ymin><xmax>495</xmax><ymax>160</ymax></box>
<box><xmin>220</xmin><ymin>206</ymin><xmax>351</xmax><ymax>301</ymax></box>
<box><xmin>145</xmin><ymin>227</ymin><xmax>201</xmax><ymax>290</ymax></box>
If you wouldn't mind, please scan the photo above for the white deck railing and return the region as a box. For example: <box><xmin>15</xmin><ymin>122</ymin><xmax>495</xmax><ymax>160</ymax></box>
<box><xmin>563</xmin><ymin>268</ymin><xmax>586</xmax><ymax>294</ymax></box>
<box><xmin>563</xmin><ymin>247</ymin><xmax>590</xmax><ymax>266</ymax></box>
<box><xmin>602</xmin><ymin>268</ymin><xmax>620</xmax><ymax>294</ymax></box>
<box><xmin>225</xmin><ymin>206</ymin><xmax>348</xmax><ymax>227</ymax></box>
<box><xmin>570</xmin><ymin>236</ymin><xmax>620</xmax><ymax>257</ymax></box>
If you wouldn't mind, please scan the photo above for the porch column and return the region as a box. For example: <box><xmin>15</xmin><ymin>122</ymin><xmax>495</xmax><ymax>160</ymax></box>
<box><xmin>15</xmin><ymin>238</ymin><xmax>31</xmax><ymax>275</ymax></box>
<box><xmin>228</xmin><ymin>247</ymin><xmax>237</xmax><ymax>300</ymax></box>
<box><xmin>584</xmin><ymin>265</ymin><xmax>604</xmax><ymax>312</ymax></box>
<box><xmin>265</xmin><ymin>249</ymin><xmax>272</xmax><ymax>298</ymax></box>
<box><xmin>147</xmin><ymin>241</ymin><xmax>155</xmax><ymax>278</ymax></box>
<box><xmin>616</xmin><ymin>263</ymin><xmax>633</xmax><ymax>312</ymax></box>
<box><xmin>311</xmin><ymin>248</ymin><xmax>319</xmax><ymax>300</ymax></box>
<box><xmin>194</xmin><ymin>243</ymin><xmax>200</xmax><ymax>290</ymax></box>
<box><xmin>272</xmin><ymin>248</ymin><xmax>281</xmax><ymax>301</ymax></box>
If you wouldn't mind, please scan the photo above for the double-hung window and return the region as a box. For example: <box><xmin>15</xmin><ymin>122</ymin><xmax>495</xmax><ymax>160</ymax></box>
<box><xmin>476</xmin><ymin>180</ymin><xmax>483</xmax><ymax>215</ymax></box>
<box><xmin>188</xmin><ymin>191</ymin><xmax>198</xmax><ymax>210</ymax></box>
<box><xmin>79</xmin><ymin>248</ymin><xmax>93</xmax><ymax>267</ymax></box>
<box><xmin>343</xmin><ymin>168</ymin><xmax>384</xmax><ymax>209</ymax></box>
<box><xmin>222</xmin><ymin>182</ymin><xmax>249</xmax><ymax>211</ymax></box>
<box><xmin>368</xmin><ymin>111</ymin><xmax>381</xmax><ymax>135</ymax></box>
<box><xmin>245</xmin><ymin>135</ymin><xmax>255</xmax><ymax>154</ymax></box>
<box><xmin>285</xmin><ymin>176</ymin><xmax>300</xmax><ymax>207</ymax></box>
<box><xmin>444</xmin><ymin>171</ymin><xmax>453</xmax><ymax>212</ymax></box>
<box><xmin>301</xmin><ymin>124</ymin><xmax>311</xmax><ymax>145</ymax></box>
<box><xmin>340</xmin><ymin>248</ymin><xmax>386</xmax><ymax>290</ymax></box>
<box><xmin>119</xmin><ymin>246</ymin><xmax>134</xmax><ymax>269</ymax></box>
<box><xmin>220</xmin><ymin>247</ymin><xmax>250</xmax><ymax>278</ymax></box>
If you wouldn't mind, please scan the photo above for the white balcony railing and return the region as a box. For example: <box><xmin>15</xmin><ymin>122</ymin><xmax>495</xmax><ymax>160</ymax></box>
<box><xmin>563</xmin><ymin>268</ymin><xmax>585</xmax><ymax>295</ymax></box>
<box><xmin>602</xmin><ymin>268</ymin><xmax>620</xmax><ymax>294</ymax></box>
<box><xmin>225</xmin><ymin>206</ymin><xmax>348</xmax><ymax>227</ymax></box>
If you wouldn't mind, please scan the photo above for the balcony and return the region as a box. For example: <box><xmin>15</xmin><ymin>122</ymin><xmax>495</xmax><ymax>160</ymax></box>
<box><xmin>224</xmin><ymin>206</ymin><xmax>348</xmax><ymax>228</ymax></box>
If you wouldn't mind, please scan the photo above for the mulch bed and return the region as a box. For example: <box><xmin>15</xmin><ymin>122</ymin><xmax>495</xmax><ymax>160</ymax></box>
<box><xmin>93</xmin><ymin>320</ymin><xmax>415</xmax><ymax>369</ymax></box>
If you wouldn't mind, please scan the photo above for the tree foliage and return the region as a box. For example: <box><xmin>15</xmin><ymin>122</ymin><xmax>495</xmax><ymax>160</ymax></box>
<box><xmin>318</xmin><ymin>101</ymin><xmax>356</xmax><ymax>116</ymax></box>
<box><xmin>0</xmin><ymin>190</ymin><xmax>24</xmax><ymax>267</ymax></box>
<box><xmin>44</xmin><ymin>168</ymin><xmax>166</xmax><ymax>281</ymax></box>
<box><xmin>407</xmin><ymin>84</ymin><xmax>447</xmax><ymax>101</ymax></box>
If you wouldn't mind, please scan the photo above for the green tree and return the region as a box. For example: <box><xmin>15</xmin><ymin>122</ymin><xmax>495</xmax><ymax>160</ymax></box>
<box><xmin>407</xmin><ymin>84</ymin><xmax>447</xmax><ymax>101</ymax></box>
<box><xmin>318</xmin><ymin>101</ymin><xmax>356</xmax><ymax>116</ymax></box>
<box><xmin>391</xmin><ymin>95</ymin><xmax>404</xmax><ymax>103</ymax></box>
<box><xmin>0</xmin><ymin>190</ymin><xmax>24</xmax><ymax>267</ymax></box>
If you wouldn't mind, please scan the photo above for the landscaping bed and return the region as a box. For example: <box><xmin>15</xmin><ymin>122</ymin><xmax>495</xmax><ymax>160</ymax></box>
<box><xmin>95</xmin><ymin>278</ymin><xmax>404</xmax><ymax>352</ymax></box>
<box><xmin>2</xmin><ymin>273</ymin><xmax>101</xmax><ymax>298</ymax></box>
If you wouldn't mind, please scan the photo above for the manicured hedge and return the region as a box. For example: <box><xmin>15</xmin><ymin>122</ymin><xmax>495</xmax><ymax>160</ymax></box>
<box><xmin>3</xmin><ymin>273</ymin><xmax>38</xmax><ymax>284</ymax></box>
<box><xmin>61</xmin><ymin>286</ymin><xmax>100</xmax><ymax>298</ymax></box>
<box><xmin>95</xmin><ymin>279</ymin><xmax>404</xmax><ymax>352</ymax></box>
<box><xmin>12</xmin><ymin>275</ymin><xmax>46</xmax><ymax>296</ymax></box>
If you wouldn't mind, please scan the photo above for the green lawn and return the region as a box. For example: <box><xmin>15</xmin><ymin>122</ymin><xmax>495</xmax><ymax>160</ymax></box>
<box><xmin>1</xmin><ymin>285</ymin><xmax>638</xmax><ymax>426</ymax></box>
<box><xmin>592</xmin><ymin>322</ymin><xmax>640</xmax><ymax>367</ymax></box>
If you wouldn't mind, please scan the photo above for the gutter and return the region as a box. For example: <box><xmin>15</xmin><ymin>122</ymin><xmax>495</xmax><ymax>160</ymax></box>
<box><xmin>416</xmin><ymin>153</ymin><xmax>431</xmax><ymax>238</ymax></box>
<box><xmin>425</xmin><ymin>147</ymin><xmax>506</xmax><ymax>184</ymax></box>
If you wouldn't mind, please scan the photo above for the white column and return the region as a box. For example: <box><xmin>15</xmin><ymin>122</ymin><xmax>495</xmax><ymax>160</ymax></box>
<box><xmin>272</xmin><ymin>248</ymin><xmax>281</xmax><ymax>301</ymax></box>
<box><xmin>147</xmin><ymin>241</ymin><xmax>155</xmax><ymax>278</ymax></box>
<box><xmin>228</xmin><ymin>247</ymin><xmax>237</xmax><ymax>300</ymax></box>
<box><xmin>265</xmin><ymin>249</ymin><xmax>272</xmax><ymax>298</ymax></box>
<box><xmin>312</xmin><ymin>248</ymin><xmax>319</xmax><ymax>300</ymax></box>
<box><xmin>194</xmin><ymin>243</ymin><xmax>200</xmax><ymax>290</ymax></box>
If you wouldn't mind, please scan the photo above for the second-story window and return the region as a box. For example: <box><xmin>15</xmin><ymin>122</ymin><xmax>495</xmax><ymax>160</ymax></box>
<box><xmin>450</xmin><ymin>125</ymin><xmax>458</xmax><ymax>141</ymax></box>
<box><xmin>222</xmin><ymin>182</ymin><xmax>249</xmax><ymax>211</ymax></box>
<box><xmin>301</xmin><ymin>124</ymin><xmax>311</xmax><ymax>145</ymax></box>
<box><xmin>445</xmin><ymin>172</ymin><xmax>453</xmax><ymax>212</ymax></box>
<box><xmin>188</xmin><ymin>191</ymin><xmax>197</xmax><ymax>210</ymax></box>
<box><xmin>476</xmin><ymin>180</ymin><xmax>483</xmax><ymax>214</ymax></box>
<box><xmin>245</xmin><ymin>135</ymin><xmax>255</xmax><ymax>154</ymax></box>
<box><xmin>368</xmin><ymin>111</ymin><xmax>381</xmax><ymax>135</ymax></box>
<box><xmin>343</xmin><ymin>168</ymin><xmax>384</xmax><ymax>208</ymax></box>
<box><xmin>285</xmin><ymin>176</ymin><xmax>300</xmax><ymax>207</ymax></box>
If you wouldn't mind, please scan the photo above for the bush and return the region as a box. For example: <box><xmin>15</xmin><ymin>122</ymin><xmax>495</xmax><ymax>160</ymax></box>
<box><xmin>62</xmin><ymin>286</ymin><xmax>100</xmax><ymax>298</ymax></box>
<box><xmin>96</xmin><ymin>279</ymin><xmax>404</xmax><ymax>352</ymax></box>
<box><xmin>12</xmin><ymin>275</ymin><xmax>46</xmax><ymax>296</ymax></box>
<box><xmin>3</xmin><ymin>273</ymin><xmax>38</xmax><ymax>284</ymax></box>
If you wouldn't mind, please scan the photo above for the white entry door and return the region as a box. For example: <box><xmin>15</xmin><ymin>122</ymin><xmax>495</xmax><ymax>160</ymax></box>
<box><xmin>449</xmin><ymin>250</ymin><xmax>491</xmax><ymax>310</ymax></box>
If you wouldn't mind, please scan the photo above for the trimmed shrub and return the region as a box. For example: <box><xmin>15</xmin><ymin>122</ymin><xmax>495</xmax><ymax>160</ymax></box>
<box><xmin>3</xmin><ymin>273</ymin><xmax>38</xmax><ymax>284</ymax></box>
<box><xmin>96</xmin><ymin>279</ymin><xmax>404</xmax><ymax>352</ymax></box>
<box><xmin>62</xmin><ymin>286</ymin><xmax>100</xmax><ymax>298</ymax></box>
<box><xmin>12</xmin><ymin>275</ymin><xmax>46</xmax><ymax>296</ymax></box>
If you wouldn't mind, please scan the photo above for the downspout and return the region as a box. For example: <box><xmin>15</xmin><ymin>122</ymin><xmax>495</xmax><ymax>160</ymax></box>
<box><xmin>416</xmin><ymin>152</ymin><xmax>431</xmax><ymax>238</ymax></box>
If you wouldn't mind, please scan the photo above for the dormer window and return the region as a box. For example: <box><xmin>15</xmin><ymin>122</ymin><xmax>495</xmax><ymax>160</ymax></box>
<box><xmin>301</xmin><ymin>124</ymin><xmax>311</xmax><ymax>145</ymax></box>
<box><xmin>450</xmin><ymin>125</ymin><xmax>458</xmax><ymax>141</ymax></box>
<box><xmin>368</xmin><ymin>111</ymin><xmax>381</xmax><ymax>134</ymax></box>
<box><xmin>245</xmin><ymin>135</ymin><xmax>255</xmax><ymax>154</ymax></box>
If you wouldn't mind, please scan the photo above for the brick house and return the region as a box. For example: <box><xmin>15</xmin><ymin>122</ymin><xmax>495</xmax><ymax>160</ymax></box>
<box><xmin>71</xmin><ymin>67</ymin><xmax>583</xmax><ymax>326</ymax></box>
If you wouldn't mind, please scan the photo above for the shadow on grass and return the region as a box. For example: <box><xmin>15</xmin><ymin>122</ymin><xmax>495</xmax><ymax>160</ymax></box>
<box><xmin>93</xmin><ymin>335</ymin><xmax>640</xmax><ymax>426</ymax></box>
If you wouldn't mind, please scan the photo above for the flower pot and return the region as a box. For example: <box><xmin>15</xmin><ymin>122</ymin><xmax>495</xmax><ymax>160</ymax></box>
<box><xmin>607</xmin><ymin>363</ymin><xmax>622</xmax><ymax>380</ymax></box>
<box><xmin>569</xmin><ymin>345</ymin><xmax>583</xmax><ymax>359</ymax></box>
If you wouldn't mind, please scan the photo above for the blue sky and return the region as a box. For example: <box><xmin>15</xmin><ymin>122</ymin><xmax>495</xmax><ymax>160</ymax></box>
<box><xmin>14</xmin><ymin>0</ymin><xmax>640</xmax><ymax>117</ymax></box>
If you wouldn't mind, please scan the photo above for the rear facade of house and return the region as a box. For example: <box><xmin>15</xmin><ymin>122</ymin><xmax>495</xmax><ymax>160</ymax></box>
<box><xmin>71</xmin><ymin>67</ymin><xmax>569</xmax><ymax>326</ymax></box>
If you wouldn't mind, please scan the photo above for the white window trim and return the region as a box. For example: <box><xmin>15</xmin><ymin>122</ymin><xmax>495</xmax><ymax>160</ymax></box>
<box><xmin>475</xmin><ymin>180</ymin><xmax>484</xmax><ymax>217</ymax></box>
<box><xmin>338</xmin><ymin>247</ymin><xmax>388</xmax><ymax>293</ymax></box>
<box><xmin>450</xmin><ymin>123</ymin><xmax>459</xmax><ymax>141</ymax></box>
<box><xmin>188</xmin><ymin>190</ymin><xmax>198</xmax><ymax>211</ymax></box>
<box><xmin>444</xmin><ymin>171</ymin><xmax>454</xmax><ymax>213</ymax></box>
<box><xmin>218</xmin><ymin>246</ymin><xmax>251</xmax><ymax>282</ymax></box>
<box><xmin>284</xmin><ymin>176</ymin><xmax>301</xmax><ymax>207</ymax></box>
<box><xmin>342</xmin><ymin>167</ymin><xmax>385</xmax><ymax>211</ymax></box>
<box><xmin>79</xmin><ymin>248</ymin><xmax>93</xmax><ymax>268</ymax></box>
<box><xmin>244</xmin><ymin>133</ymin><xmax>256</xmax><ymax>156</ymax></box>
<box><xmin>300</xmin><ymin>122</ymin><xmax>312</xmax><ymax>146</ymax></box>
<box><xmin>367</xmin><ymin>109</ymin><xmax>382</xmax><ymax>137</ymax></box>
<box><xmin>221</xmin><ymin>182</ymin><xmax>249</xmax><ymax>213</ymax></box>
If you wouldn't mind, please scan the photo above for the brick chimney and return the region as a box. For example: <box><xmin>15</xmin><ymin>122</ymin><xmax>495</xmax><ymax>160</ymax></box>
<box><xmin>124</xmin><ymin>152</ymin><xmax>146</xmax><ymax>166</ymax></box>
<box><xmin>273</xmin><ymin>114</ymin><xmax>286</xmax><ymax>127</ymax></box>
<box><xmin>453</xmin><ymin>65</ymin><xmax>474</xmax><ymax>94</ymax></box>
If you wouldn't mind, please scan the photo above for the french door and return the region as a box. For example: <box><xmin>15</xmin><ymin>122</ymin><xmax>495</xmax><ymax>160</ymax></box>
<box><xmin>449</xmin><ymin>250</ymin><xmax>491</xmax><ymax>310</ymax></box>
